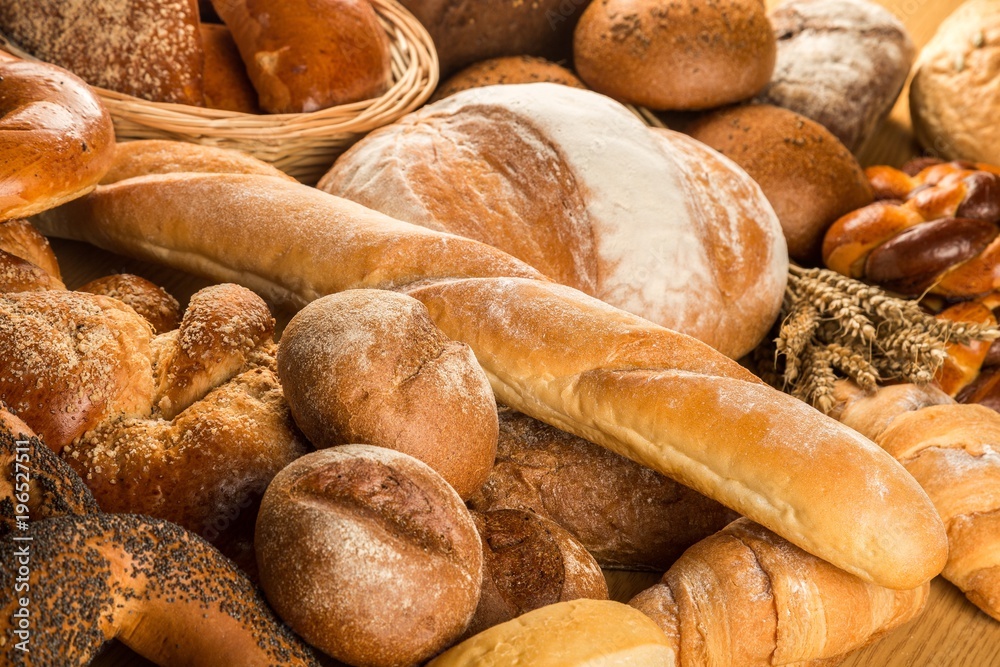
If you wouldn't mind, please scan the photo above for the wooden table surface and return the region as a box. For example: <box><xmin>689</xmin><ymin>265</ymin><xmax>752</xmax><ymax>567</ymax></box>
<box><xmin>58</xmin><ymin>0</ymin><xmax>998</xmax><ymax>664</ymax></box>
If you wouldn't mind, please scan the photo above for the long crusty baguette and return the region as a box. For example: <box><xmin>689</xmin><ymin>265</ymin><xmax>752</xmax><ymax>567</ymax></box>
<box><xmin>33</xmin><ymin>165</ymin><xmax>946</xmax><ymax>589</ymax></box>
<box><xmin>834</xmin><ymin>381</ymin><xmax>1000</xmax><ymax>620</ymax></box>
<box><xmin>629</xmin><ymin>518</ymin><xmax>929</xmax><ymax>666</ymax></box>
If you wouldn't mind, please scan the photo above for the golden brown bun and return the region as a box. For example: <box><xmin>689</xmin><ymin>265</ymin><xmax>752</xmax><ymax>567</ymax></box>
<box><xmin>431</xmin><ymin>56</ymin><xmax>585</xmax><ymax>102</ymax></box>
<box><xmin>78</xmin><ymin>274</ymin><xmax>181</xmax><ymax>334</ymax></box>
<box><xmin>0</xmin><ymin>407</ymin><xmax>99</xmax><ymax>536</ymax></box>
<box><xmin>910</xmin><ymin>0</ymin><xmax>1000</xmax><ymax>163</ymax></box>
<box><xmin>0</xmin><ymin>514</ymin><xmax>320</xmax><ymax>666</ymax></box>
<box><xmin>277</xmin><ymin>289</ymin><xmax>498</xmax><ymax>499</ymax></box>
<box><xmin>399</xmin><ymin>0</ymin><xmax>586</xmax><ymax>76</ymax></box>
<box><xmin>687</xmin><ymin>104</ymin><xmax>873</xmax><ymax>263</ymax></box>
<box><xmin>256</xmin><ymin>445</ymin><xmax>483</xmax><ymax>667</ymax></box>
<box><xmin>101</xmin><ymin>140</ymin><xmax>293</xmax><ymax>185</ymax></box>
<box><xmin>200</xmin><ymin>23</ymin><xmax>260</xmax><ymax>113</ymax></box>
<box><xmin>0</xmin><ymin>61</ymin><xmax>115</xmax><ymax>221</ymax></box>
<box><xmin>466</xmin><ymin>508</ymin><xmax>608</xmax><ymax>638</ymax></box>
<box><xmin>0</xmin><ymin>219</ymin><xmax>62</xmax><ymax>280</ymax></box>
<box><xmin>469</xmin><ymin>407</ymin><xmax>739</xmax><ymax>571</ymax></box>
<box><xmin>573</xmin><ymin>0</ymin><xmax>775</xmax><ymax>110</ymax></box>
<box><xmin>0</xmin><ymin>291</ymin><xmax>155</xmax><ymax>450</ymax></box>
<box><xmin>0</xmin><ymin>0</ymin><xmax>204</xmax><ymax>105</ymax></box>
<box><xmin>36</xmin><ymin>165</ymin><xmax>948</xmax><ymax>590</ymax></box>
<box><xmin>211</xmin><ymin>0</ymin><xmax>392</xmax><ymax>113</ymax></box>
<box><xmin>320</xmin><ymin>84</ymin><xmax>788</xmax><ymax>359</ymax></box>
<box><xmin>629</xmin><ymin>518</ymin><xmax>929</xmax><ymax>665</ymax></box>
<box><xmin>429</xmin><ymin>599</ymin><xmax>677</xmax><ymax>666</ymax></box>
<box><xmin>759</xmin><ymin>0</ymin><xmax>915</xmax><ymax>153</ymax></box>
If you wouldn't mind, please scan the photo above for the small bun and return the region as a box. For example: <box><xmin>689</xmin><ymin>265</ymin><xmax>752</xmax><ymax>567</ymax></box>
<box><xmin>910</xmin><ymin>0</ymin><xmax>1000</xmax><ymax>163</ymax></box>
<box><xmin>77</xmin><ymin>274</ymin><xmax>181</xmax><ymax>334</ymax></box>
<box><xmin>466</xmin><ymin>508</ymin><xmax>608</xmax><ymax>637</ymax></box>
<box><xmin>200</xmin><ymin>23</ymin><xmax>260</xmax><ymax>113</ymax></box>
<box><xmin>212</xmin><ymin>0</ymin><xmax>393</xmax><ymax>113</ymax></box>
<box><xmin>0</xmin><ymin>219</ymin><xmax>62</xmax><ymax>281</ymax></box>
<box><xmin>431</xmin><ymin>56</ymin><xmax>585</xmax><ymax>102</ymax></box>
<box><xmin>687</xmin><ymin>104</ymin><xmax>873</xmax><ymax>263</ymax></box>
<box><xmin>278</xmin><ymin>289</ymin><xmax>498</xmax><ymax>499</ymax></box>
<box><xmin>256</xmin><ymin>445</ymin><xmax>483</xmax><ymax>667</ymax></box>
<box><xmin>427</xmin><ymin>599</ymin><xmax>676</xmax><ymax>666</ymax></box>
<box><xmin>574</xmin><ymin>0</ymin><xmax>775</xmax><ymax>110</ymax></box>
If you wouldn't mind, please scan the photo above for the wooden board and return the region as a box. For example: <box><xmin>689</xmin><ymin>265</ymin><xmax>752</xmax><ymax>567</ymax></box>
<box><xmin>50</xmin><ymin>0</ymin><xmax>1000</xmax><ymax>664</ymax></box>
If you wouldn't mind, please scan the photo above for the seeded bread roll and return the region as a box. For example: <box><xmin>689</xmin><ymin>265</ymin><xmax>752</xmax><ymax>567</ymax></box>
<box><xmin>573</xmin><ymin>0</ymin><xmax>776</xmax><ymax>110</ymax></box>
<box><xmin>466</xmin><ymin>508</ymin><xmax>608</xmax><ymax>638</ymax></box>
<box><xmin>910</xmin><ymin>0</ymin><xmax>1000</xmax><ymax>163</ymax></box>
<box><xmin>431</xmin><ymin>56</ymin><xmax>586</xmax><ymax>102</ymax></box>
<box><xmin>687</xmin><ymin>104</ymin><xmax>873</xmax><ymax>263</ymax></box>
<box><xmin>277</xmin><ymin>289</ymin><xmax>498</xmax><ymax>499</ymax></box>
<box><xmin>758</xmin><ymin>0</ymin><xmax>915</xmax><ymax>153</ymax></box>
<box><xmin>469</xmin><ymin>407</ymin><xmax>739</xmax><ymax>571</ymax></box>
<box><xmin>255</xmin><ymin>445</ymin><xmax>483</xmax><ymax>667</ymax></box>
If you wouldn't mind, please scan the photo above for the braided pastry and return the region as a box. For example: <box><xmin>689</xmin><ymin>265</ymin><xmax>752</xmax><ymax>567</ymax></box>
<box><xmin>823</xmin><ymin>158</ymin><xmax>1000</xmax><ymax>298</ymax></box>
<box><xmin>0</xmin><ymin>514</ymin><xmax>320</xmax><ymax>666</ymax></box>
<box><xmin>33</xmin><ymin>143</ymin><xmax>948</xmax><ymax>590</ymax></box>
<box><xmin>0</xmin><ymin>284</ymin><xmax>308</xmax><ymax>568</ymax></box>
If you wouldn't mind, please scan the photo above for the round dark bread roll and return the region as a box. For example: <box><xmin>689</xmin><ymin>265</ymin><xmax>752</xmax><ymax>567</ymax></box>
<box><xmin>466</xmin><ymin>508</ymin><xmax>608</xmax><ymax>638</ymax></box>
<box><xmin>277</xmin><ymin>289</ymin><xmax>498</xmax><ymax>499</ymax></box>
<box><xmin>255</xmin><ymin>445</ymin><xmax>483</xmax><ymax>667</ymax></box>
<box><xmin>0</xmin><ymin>513</ymin><xmax>320</xmax><ymax>666</ymax></box>
<box><xmin>0</xmin><ymin>408</ymin><xmax>99</xmax><ymax>536</ymax></box>
<box><xmin>431</xmin><ymin>56</ymin><xmax>586</xmax><ymax>102</ymax></box>
<box><xmin>573</xmin><ymin>0</ymin><xmax>776</xmax><ymax>110</ymax></box>
<box><xmin>399</xmin><ymin>0</ymin><xmax>590</xmax><ymax>75</ymax></box>
<box><xmin>687</xmin><ymin>104</ymin><xmax>873</xmax><ymax>263</ymax></box>
<box><xmin>758</xmin><ymin>0</ymin><xmax>915</xmax><ymax>153</ymax></box>
<box><xmin>469</xmin><ymin>407</ymin><xmax>739</xmax><ymax>571</ymax></box>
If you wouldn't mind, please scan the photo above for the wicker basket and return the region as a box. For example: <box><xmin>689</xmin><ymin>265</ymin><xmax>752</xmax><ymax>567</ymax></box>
<box><xmin>0</xmin><ymin>0</ymin><xmax>438</xmax><ymax>184</ymax></box>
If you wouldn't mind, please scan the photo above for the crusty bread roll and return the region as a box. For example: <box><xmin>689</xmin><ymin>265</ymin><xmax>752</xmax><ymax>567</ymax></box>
<box><xmin>0</xmin><ymin>0</ymin><xmax>204</xmax><ymax>105</ymax></box>
<box><xmin>78</xmin><ymin>274</ymin><xmax>181</xmax><ymax>334</ymax></box>
<box><xmin>428</xmin><ymin>599</ymin><xmax>676</xmax><ymax>666</ymax></box>
<box><xmin>35</xmin><ymin>151</ymin><xmax>949</xmax><ymax>590</ymax></box>
<box><xmin>101</xmin><ymin>140</ymin><xmax>293</xmax><ymax>186</ymax></box>
<box><xmin>687</xmin><ymin>104</ymin><xmax>873</xmax><ymax>263</ymax></box>
<box><xmin>469</xmin><ymin>407</ymin><xmax>739</xmax><ymax>571</ymax></box>
<box><xmin>0</xmin><ymin>219</ymin><xmax>62</xmax><ymax>283</ymax></box>
<box><xmin>759</xmin><ymin>0</ymin><xmax>915</xmax><ymax>152</ymax></box>
<box><xmin>431</xmin><ymin>56</ymin><xmax>585</xmax><ymax>102</ymax></box>
<box><xmin>574</xmin><ymin>0</ymin><xmax>775</xmax><ymax>110</ymax></box>
<box><xmin>211</xmin><ymin>0</ymin><xmax>393</xmax><ymax>113</ymax></box>
<box><xmin>256</xmin><ymin>445</ymin><xmax>483</xmax><ymax>667</ymax></box>
<box><xmin>200</xmin><ymin>23</ymin><xmax>260</xmax><ymax>113</ymax></box>
<box><xmin>319</xmin><ymin>84</ymin><xmax>788</xmax><ymax>359</ymax></box>
<box><xmin>277</xmin><ymin>289</ymin><xmax>498</xmax><ymax>499</ymax></box>
<box><xmin>399</xmin><ymin>0</ymin><xmax>588</xmax><ymax>75</ymax></box>
<box><xmin>910</xmin><ymin>0</ymin><xmax>1000</xmax><ymax>163</ymax></box>
<box><xmin>466</xmin><ymin>508</ymin><xmax>608</xmax><ymax>638</ymax></box>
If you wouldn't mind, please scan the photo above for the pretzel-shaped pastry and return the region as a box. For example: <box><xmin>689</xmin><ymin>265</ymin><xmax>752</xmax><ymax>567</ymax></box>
<box><xmin>823</xmin><ymin>158</ymin><xmax>1000</xmax><ymax>298</ymax></box>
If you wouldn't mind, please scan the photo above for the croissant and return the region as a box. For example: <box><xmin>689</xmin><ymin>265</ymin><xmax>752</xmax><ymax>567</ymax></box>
<box><xmin>834</xmin><ymin>381</ymin><xmax>1000</xmax><ymax>620</ymax></box>
<box><xmin>823</xmin><ymin>158</ymin><xmax>1000</xmax><ymax>298</ymax></box>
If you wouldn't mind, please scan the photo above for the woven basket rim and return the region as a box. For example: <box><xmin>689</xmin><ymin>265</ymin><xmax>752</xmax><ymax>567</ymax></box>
<box><xmin>0</xmin><ymin>0</ymin><xmax>439</xmax><ymax>139</ymax></box>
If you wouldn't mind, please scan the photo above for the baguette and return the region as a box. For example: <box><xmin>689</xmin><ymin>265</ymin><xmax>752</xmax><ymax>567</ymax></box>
<box><xmin>33</xmin><ymin>163</ymin><xmax>947</xmax><ymax>589</ymax></box>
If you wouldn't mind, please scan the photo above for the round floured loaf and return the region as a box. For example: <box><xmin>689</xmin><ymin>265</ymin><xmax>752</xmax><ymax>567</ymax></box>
<box><xmin>319</xmin><ymin>84</ymin><xmax>788</xmax><ymax>359</ymax></box>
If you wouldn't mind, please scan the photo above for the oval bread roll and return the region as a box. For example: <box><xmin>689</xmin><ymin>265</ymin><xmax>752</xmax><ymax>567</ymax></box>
<box><xmin>428</xmin><ymin>599</ymin><xmax>676</xmax><ymax>666</ymax></box>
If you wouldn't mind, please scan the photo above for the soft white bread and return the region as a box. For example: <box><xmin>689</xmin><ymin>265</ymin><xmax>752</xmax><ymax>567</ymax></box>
<box><xmin>33</xmin><ymin>151</ymin><xmax>947</xmax><ymax>590</ymax></box>
<box><xmin>320</xmin><ymin>84</ymin><xmax>788</xmax><ymax>359</ymax></box>
<box><xmin>629</xmin><ymin>518</ymin><xmax>929</xmax><ymax>666</ymax></box>
<box><xmin>426</xmin><ymin>599</ymin><xmax>677</xmax><ymax>666</ymax></box>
